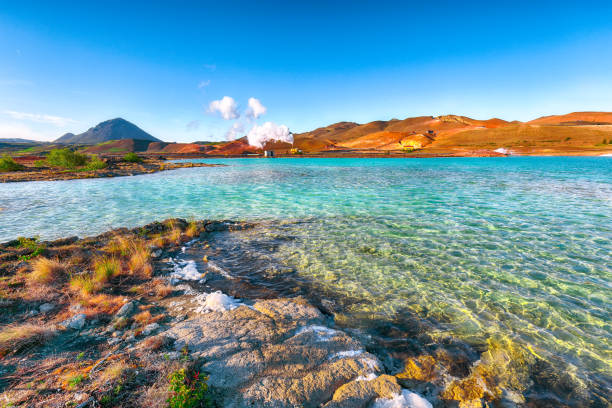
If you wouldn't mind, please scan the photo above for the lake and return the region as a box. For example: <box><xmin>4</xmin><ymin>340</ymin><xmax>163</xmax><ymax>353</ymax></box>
<box><xmin>1</xmin><ymin>157</ymin><xmax>611</xmax><ymax>404</ymax></box>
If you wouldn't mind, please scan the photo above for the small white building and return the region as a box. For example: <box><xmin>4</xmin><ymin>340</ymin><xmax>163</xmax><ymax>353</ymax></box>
<box><xmin>264</xmin><ymin>150</ymin><xmax>275</xmax><ymax>157</ymax></box>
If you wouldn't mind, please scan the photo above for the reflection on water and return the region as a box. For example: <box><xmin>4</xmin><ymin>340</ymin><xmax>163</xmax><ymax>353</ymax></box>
<box><xmin>1</xmin><ymin>157</ymin><xmax>611</xmax><ymax>405</ymax></box>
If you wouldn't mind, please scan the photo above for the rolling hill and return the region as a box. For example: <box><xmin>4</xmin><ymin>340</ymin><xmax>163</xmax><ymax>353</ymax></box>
<box><xmin>283</xmin><ymin>112</ymin><xmax>612</xmax><ymax>155</ymax></box>
<box><xmin>6</xmin><ymin>112</ymin><xmax>612</xmax><ymax>157</ymax></box>
<box><xmin>55</xmin><ymin>118</ymin><xmax>161</xmax><ymax>145</ymax></box>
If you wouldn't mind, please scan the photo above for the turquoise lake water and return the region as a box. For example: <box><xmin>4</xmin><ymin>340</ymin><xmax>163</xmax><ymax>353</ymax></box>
<box><xmin>1</xmin><ymin>157</ymin><xmax>611</xmax><ymax>402</ymax></box>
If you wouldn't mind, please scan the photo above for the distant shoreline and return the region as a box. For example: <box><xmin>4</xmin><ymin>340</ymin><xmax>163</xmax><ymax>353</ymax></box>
<box><xmin>0</xmin><ymin>159</ymin><xmax>222</xmax><ymax>183</ymax></box>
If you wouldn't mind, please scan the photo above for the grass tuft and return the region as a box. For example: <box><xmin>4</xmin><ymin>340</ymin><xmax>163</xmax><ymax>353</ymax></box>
<box><xmin>93</xmin><ymin>257</ymin><xmax>122</xmax><ymax>283</ymax></box>
<box><xmin>185</xmin><ymin>221</ymin><xmax>199</xmax><ymax>238</ymax></box>
<box><xmin>106</xmin><ymin>235</ymin><xmax>131</xmax><ymax>257</ymax></box>
<box><xmin>97</xmin><ymin>361</ymin><xmax>131</xmax><ymax>385</ymax></box>
<box><xmin>127</xmin><ymin>239</ymin><xmax>152</xmax><ymax>277</ymax></box>
<box><xmin>70</xmin><ymin>274</ymin><xmax>100</xmax><ymax>297</ymax></box>
<box><xmin>28</xmin><ymin>257</ymin><xmax>66</xmax><ymax>285</ymax></box>
<box><xmin>167</xmin><ymin>227</ymin><xmax>183</xmax><ymax>245</ymax></box>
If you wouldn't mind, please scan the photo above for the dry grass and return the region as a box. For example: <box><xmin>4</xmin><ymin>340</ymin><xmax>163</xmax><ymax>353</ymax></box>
<box><xmin>70</xmin><ymin>274</ymin><xmax>100</xmax><ymax>297</ymax></box>
<box><xmin>0</xmin><ymin>324</ymin><xmax>56</xmax><ymax>356</ymax></box>
<box><xmin>167</xmin><ymin>226</ymin><xmax>184</xmax><ymax>245</ymax></box>
<box><xmin>78</xmin><ymin>293</ymin><xmax>125</xmax><ymax>316</ymax></box>
<box><xmin>152</xmin><ymin>278</ymin><xmax>173</xmax><ymax>298</ymax></box>
<box><xmin>133</xmin><ymin>310</ymin><xmax>165</xmax><ymax>328</ymax></box>
<box><xmin>116</xmin><ymin>238</ymin><xmax>152</xmax><ymax>277</ymax></box>
<box><xmin>155</xmin><ymin>283</ymin><xmax>173</xmax><ymax>299</ymax></box>
<box><xmin>93</xmin><ymin>256</ymin><xmax>122</xmax><ymax>283</ymax></box>
<box><xmin>105</xmin><ymin>235</ymin><xmax>131</xmax><ymax>257</ymax></box>
<box><xmin>185</xmin><ymin>221</ymin><xmax>199</xmax><ymax>238</ymax></box>
<box><xmin>140</xmin><ymin>335</ymin><xmax>173</xmax><ymax>351</ymax></box>
<box><xmin>28</xmin><ymin>257</ymin><xmax>66</xmax><ymax>285</ymax></box>
<box><xmin>150</xmin><ymin>234</ymin><xmax>167</xmax><ymax>248</ymax></box>
<box><xmin>133</xmin><ymin>310</ymin><xmax>153</xmax><ymax>326</ymax></box>
<box><xmin>96</xmin><ymin>361</ymin><xmax>131</xmax><ymax>386</ymax></box>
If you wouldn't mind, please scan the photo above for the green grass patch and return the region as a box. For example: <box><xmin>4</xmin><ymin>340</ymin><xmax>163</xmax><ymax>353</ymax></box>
<box><xmin>97</xmin><ymin>140</ymin><xmax>117</xmax><ymax>146</ymax></box>
<box><xmin>67</xmin><ymin>374</ymin><xmax>84</xmax><ymax>389</ymax></box>
<box><xmin>122</xmin><ymin>152</ymin><xmax>142</xmax><ymax>163</ymax></box>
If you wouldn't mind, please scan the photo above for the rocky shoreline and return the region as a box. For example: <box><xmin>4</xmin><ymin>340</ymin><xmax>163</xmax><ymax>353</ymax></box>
<box><xmin>0</xmin><ymin>219</ymin><xmax>601</xmax><ymax>407</ymax></box>
<box><xmin>0</xmin><ymin>159</ymin><xmax>221</xmax><ymax>183</ymax></box>
<box><xmin>0</xmin><ymin>219</ymin><xmax>438</xmax><ymax>407</ymax></box>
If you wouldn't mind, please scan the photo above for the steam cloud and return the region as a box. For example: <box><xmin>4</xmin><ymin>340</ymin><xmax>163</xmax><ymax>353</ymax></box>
<box><xmin>247</xmin><ymin>122</ymin><xmax>293</xmax><ymax>148</ymax></box>
<box><xmin>209</xmin><ymin>96</ymin><xmax>239</xmax><ymax>120</ymax></box>
<box><xmin>246</xmin><ymin>97</ymin><xmax>267</xmax><ymax>119</ymax></box>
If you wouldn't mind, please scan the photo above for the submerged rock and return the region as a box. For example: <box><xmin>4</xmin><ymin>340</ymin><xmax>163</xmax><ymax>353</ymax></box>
<box><xmin>371</xmin><ymin>389</ymin><xmax>433</xmax><ymax>408</ymax></box>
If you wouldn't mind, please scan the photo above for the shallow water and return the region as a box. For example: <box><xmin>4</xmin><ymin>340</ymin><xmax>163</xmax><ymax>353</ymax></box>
<box><xmin>1</xmin><ymin>157</ymin><xmax>611</xmax><ymax>403</ymax></box>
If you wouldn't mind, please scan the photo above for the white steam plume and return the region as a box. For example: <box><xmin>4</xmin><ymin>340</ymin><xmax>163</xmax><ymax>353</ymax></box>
<box><xmin>247</xmin><ymin>122</ymin><xmax>293</xmax><ymax>148</ymax></box>
<box><xmin>208</xmin><ymin>96</ymin><xmax>239</xmax><ymax>120</ymax></box>
<box><xmin>246</xmin><ymin>97</ymin><xmax>267</xmax><ymax>119</ymax></box>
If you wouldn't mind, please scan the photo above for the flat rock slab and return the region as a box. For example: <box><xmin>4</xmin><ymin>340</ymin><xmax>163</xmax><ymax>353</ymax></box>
<box><xmin>165</xmin><ymin>297</ymin><xmax>395</xmax><ymax>407</ymax></box>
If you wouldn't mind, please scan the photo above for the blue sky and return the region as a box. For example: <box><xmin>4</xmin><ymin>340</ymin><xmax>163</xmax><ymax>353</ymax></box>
<box><xmin>1</xmin><ymin>0</ymin><xmax>612</xmax><ymax>142</ymax></box>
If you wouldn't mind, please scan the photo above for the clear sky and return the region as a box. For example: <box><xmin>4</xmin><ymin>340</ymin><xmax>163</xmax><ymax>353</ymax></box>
<box><xmin>1</xmin><ymin>0</ymin><xmax>612</xmax><ymax>142</ymax></box>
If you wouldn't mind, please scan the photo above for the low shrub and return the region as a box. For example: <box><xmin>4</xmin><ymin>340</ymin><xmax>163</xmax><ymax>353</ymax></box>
<box><xmin>85</xmin><ymin>154</ymin><xmax>107</xmax><ymax>170</ymax></box>
<box><xmin>123</xmin><ymin>152</ymin><xmax>143</xmax><ymax>163</ymax></box>
<box><xmin>28</xmin><ymin>257</ymin><xmax>66</xmax><ymax>285</ymax></box>
<box><xmin>167</xmin><ymin>368</ymin><xmax>211</xmax><ymax>408</ymax></box>
<box><xmin>0</xmin><ymin>155</ymin><xmax>24</xmax><ymax>172</ymax></box>
<box><xmin>17</xmin><ymin>236</ymin><xmax>45</xmax><ymax>261</ymax></box>
<box><xmin>45</xmin><ymin>148</ymin><xmax>89</xmax><ymax>168</ymax></box>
